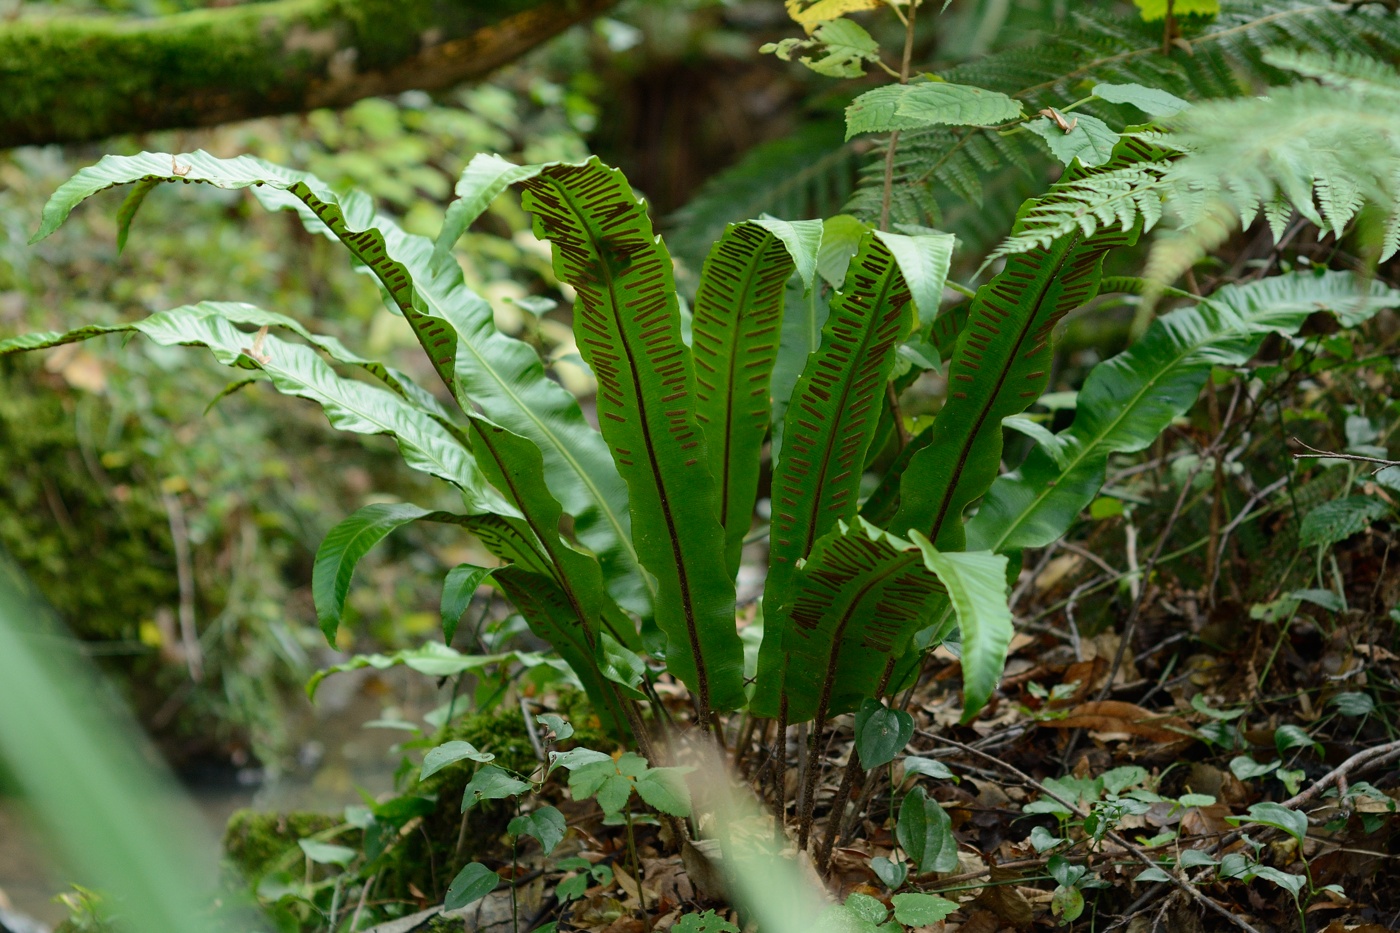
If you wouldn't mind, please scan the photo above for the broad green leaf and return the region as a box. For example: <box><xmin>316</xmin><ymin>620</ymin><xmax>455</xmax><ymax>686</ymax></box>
<box><xmin>1250</xmin><ymin>865</ymin><xmax>1306</xmax><ymax>896</ymax></box>
<box><xmin>440</xmin><ymin>564</ymin><xmax>494</xmax><ymax>643</ymax></box>
<box><xmin>1051</xmin><ymin>884</ymin><xmax>1085</xmax><ymax>921</ymax></box>
<box><xmin>870</xmin><ymin>856</ymin><xmax>907</xmax><ymax>891</ymax></box>
<box><xmin>783</xmin><ymin>0</ymin><xmax>881</xmax><ymax>31</ymax></box>
<box><xmin>508</xmin><ymin>806</ymin><xmax>567</xmax><ymax>854</ymax></box>
<box><xmin>890</xmin><ymin>893</ymin><xmax>957</xmax><ymax>925</ymax></box>
<box><xmin>445</xmin><ymin>862</ymin><xmax>500</xmax><ymax>910</ymax></box>
<box><xmin>468</xmin><ymin>416</ymin><xmax>639</xmax><ymax>652</ymax></box>
<box><xmin>298</xmin><ymin>840</ymin><xmax>356</xmax><ymax>866</ymax></box>
<box><xmin>1094</xmin><ymin>83</ymin><xmax>1189</xmax><ymax>117</ymax></box>
<box><xmin>0</xmin><ymin>303</ymin><xmax>508</xmax><ymax>513</ymax></box>
<box><xmin>896</xmin><ymin>787</ymin><xmax>958</xmax><ymax>874</ymax></box>
<box><xmin>569</xmin><ymin>759</ymin><xmax>634</xmax><ymax>816</ymax></box>
<box><xmin>968</xmin><ymin>272</ymin><xmax>1400</xmax><ymax>554</ymax></box>
<box><xmin>461</xmin><ymin>765</ymin><xmax>531</xmax><ymax>811</ymax></box>
<box><xmin>893</xmin><ymin>141</ymin><xmax>1151</xmax><ymax>551</ymax></box>
<box><xmin>874</xmin><ymin>229</ymin><xmax>955</xmax><ymax>321</ymax></box>
<box><xmin>421</xmin><ymin>741</ymin><xmax>495</xmax><ymax>781</ymax></box>
<box><xmin>846</xmin><ymin>82</ymin><xmax>1024</xmax><ymax>139</ymax></box>
<box><xmin>910</xmin><ymin>538</ymin><xmax>1011</xmax><ymax>722</ymax></box>
<box><xmin>493</xmin><ymin>568</ymin><xmax>632</xmax><ymax>737</ymax></box>
<box><xmin>1027</xmin><ymin>112</ymin><xmax>1120</xmax><ymax>167</ymax></box>
<box><xmin>692</xmin><ymin>218</ymin><xmax>822</xmax><ymax>574</ymax></box>
<box><xmin>1229</xmin><ymin>802</ymin><xmax>1309</xmax><ymax>845</ymax></box>
<box><xmin>314</xmin><ymin>503</ymin><xmax>473</xmax><ymax>643</ymax></box>
<box><xmin>634</xmin><ymin>767</ymin><xmax>694</xmax><ymax>816</ymax></box>
<box><xmin>901</xmin><ymin>758</ymin><xmax>956</xmax><ymax>782</ymax></box>
<box><xmin>844</xmin><ymin>892</ymin><xmax>887</xmax><ymax>924</ymax></box>
<box><xmin>816</xmin><ymin>214</ymin><xmax>869</xmax><ymax>289</ymax></box>
<box><xmin>1300</xmin><ymin>496</ymin><xmax>1392</xmax><ymax>548</ymax></box>
<box><xmin>854</xmin><ymin>699</ymin><xmax>914</xmax><ymax>769</ymax></box>
<box><xmin>770</xmin><ymin>270</ymin><xmax>833</xmax><ymax>462</ymax></box>
<box><xmin>765</xmin><ymin>231</ymin><xmax>913</xmax><ymax>623</ymax></box>
<box><xmin>464</xmin><ymin>514</ymin><xmax>556</xmax><ymax>579</ymax></box>
<box><xmin>509</xmin><ymin>156</ymin><xmax>744</xmax><ymax>713</ymax></box>
<box><xmin>33</xmin><ymin>149</ymin><xmax>648</xmax><ymax>621</ymax></box>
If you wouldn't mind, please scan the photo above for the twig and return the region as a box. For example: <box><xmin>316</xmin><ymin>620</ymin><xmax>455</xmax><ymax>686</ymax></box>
<box><xmin>520</xmin><ymin>697</ymin><xmax>546</xmax><ymax>769</ymax></box>
<box><xmin>1280</xmin><ymin>738</ymin><xmax>1400</xmax><ymax>809</ymax></box>
<box><xmin>1291</xmin><ymin>438</ymin><xmax>1400</xmax><ymax>472</ymax></box>
<box><xmin>919</xmin><ymin>732</ymin><xmax>1265</xmax><ymax>933</ymax></box>
<box><xmin>349</xmin><ymin>872</ymin><xmax>376</xmax><ymax>931</ymax></box>
<box><xmin>877</xmin><ymin>0</ymin><xmax>919</xmax><ymax>231</ymax></box>
<box><xmin>160</xmin><ymin>487</ymin><xmax>203</xmax><ymax>683</ymax></box>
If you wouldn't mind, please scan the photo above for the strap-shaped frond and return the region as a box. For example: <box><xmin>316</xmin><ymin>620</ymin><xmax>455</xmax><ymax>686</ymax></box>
<box><xmin>30</xmin><ymin>150</ymin><xmax>648</xmax><ymax>620</ymax></box>
<box><xmin>313</xmin><ymin>504</ymin><xmax>472</xmax><ymax>643</ymax></box>
<box><xmin>494</xmin><ymin>567</ymin><xmax>631</xmax><ymax>737</ymax></box>
<box><xmin>892</xmin><ymin>142</ymin><xmax>1156</xmax><ymax>549</ymax></box>
<box><xmin>692</xmin><ymin>218</ymin><xmax>822</xmax><ymax>575</ymax></box>
<box><xmin>468</xmin><ymin>416</ymin><xmax>641</xmax><ymax>652</ymax></box>
<box><xmin>502</xmin><ymin>156</ymin><xmax>744</xmax><ymax>714</ymax></box>
<box><xmin>765</xmin><ymin>231</ymin><xmax>913</xmax><ymax>610</ymax></box>
<box><xmin>753</xmin><ymin>519</ymin><xmax>1009</xmax><ymax>724</ymax></box>
<box><xmin>0</xmin><ymin>302</ymin><xmax>510</xmax><ymax>515</ymax></box>
<box><xmin>968</xmin><ymin>271</ymin><xmax>1400</xmax><ymax>553</ymax></box>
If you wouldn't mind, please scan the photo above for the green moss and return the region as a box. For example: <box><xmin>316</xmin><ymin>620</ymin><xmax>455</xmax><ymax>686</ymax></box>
<box><xmin>222</xmin><ymin>809</ymin><xmax>346</xmax><ymax>881</ymax></box>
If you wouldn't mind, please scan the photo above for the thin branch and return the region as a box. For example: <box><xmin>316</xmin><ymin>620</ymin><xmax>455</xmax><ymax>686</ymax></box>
<box><xmin>1291</xmin><ymin>438</ymin><xmax>1400</xmax><ymax>472</ymax></box>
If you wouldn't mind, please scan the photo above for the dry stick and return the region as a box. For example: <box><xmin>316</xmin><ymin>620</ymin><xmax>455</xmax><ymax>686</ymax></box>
<box><xmin>815</xmin><ymin>659</ymin><xmax>900</xmax><ymax>871</ymax></box>
<box><xmin>1280</xmin><ymin>737</ymin><xmax>1400</xmax><ymax>809</ymax></box>
<box><xmin>348</xmin><ymin>872</ymin><xmax>376</xmax><ymax>932</ymax></box>
<box><xmin>160</xmin><ymin>487</ymin><xmax>203</xmax><ymax>683</ymax></box>
<box><xmin>1291</xmin><ymin>439</ymin><xmax>1400</xmax><ymax>471</ymax></box>
<box><xmin>877</xmin><ymin>0</ymin><xmax>919</xmax><ymax>232</ymax></box>
<box><xmin>920</xmin><ymin>732</ymin><xmax>1265</xmax><ymax>933</ymax></box>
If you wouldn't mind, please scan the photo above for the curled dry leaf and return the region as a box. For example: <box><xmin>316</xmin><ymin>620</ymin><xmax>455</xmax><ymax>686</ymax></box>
<box><xmin>1038</xmin><ymin>700</ymin><xmax>1191</xmax><ymax>743</ymax></box>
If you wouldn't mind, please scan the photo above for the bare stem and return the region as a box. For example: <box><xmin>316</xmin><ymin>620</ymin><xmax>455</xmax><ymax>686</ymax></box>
<box><xmin>878</xmin><ymin>0</ymin><xmax>920</xmax><ymax>232</ymax></box>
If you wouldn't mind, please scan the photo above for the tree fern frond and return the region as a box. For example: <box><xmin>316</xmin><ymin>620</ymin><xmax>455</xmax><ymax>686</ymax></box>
<box><xmin>665</xmin><ymin>120</ymin><xmax>858</xmax><ymax>276</ymax></box>
<box><xmin>848</xmin><ymin>1</ymin><xmax>1400</xmax><ymax>230</ymax></box>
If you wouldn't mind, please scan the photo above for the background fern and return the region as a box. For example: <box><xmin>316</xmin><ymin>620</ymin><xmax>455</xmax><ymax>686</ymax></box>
<box><xmin>667</xmin><ymin>1</ymin><xmax>1400</xmax><ymax>260</ymax></box>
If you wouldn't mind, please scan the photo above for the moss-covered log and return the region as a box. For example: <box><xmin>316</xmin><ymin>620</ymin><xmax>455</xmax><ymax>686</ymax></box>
<box><xmin>0</xmin><ymin>0</ymin><xmax>616</xmax><ymax>148</ymax></box>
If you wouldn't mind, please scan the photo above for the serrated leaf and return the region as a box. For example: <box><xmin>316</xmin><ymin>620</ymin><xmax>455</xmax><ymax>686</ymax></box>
<box><xmin>693</xmin><ymin>218</ymin><xmax>822</xmax><ymax>574</ymax></box>
<box><xmin>441</xmin><ymin>564</ymin><xmax>494</xmax><ymax>643</ymax></box>
<box><xmin>854</xmin><ymin>699</ymin><xmax>914</xmax><ymax>769</ymax></box>
<box><xmin>969</xmin><ymin>271</ymin><xmax>1400</xmax><ymax>554</ymax></box>
<box><xmin>445</xmin><ymin>862</ymin><xmax>500</xmax><ymax>909</ymax></box>
<box><xmin>891</xmin><ymin>892</ymin><xmax>958</xmax><ymax>925</ymax></box>
<box><xmin>1299</xmin><ymin>496</ymin><xmax>1391</xmax><ymax>548</ymax></box>
<box><xmin>1027</xmin><ymin>112</ymin><xmax>1120</xmax><ymax>168</ymax></box>
<box><xmin>634</xmin><ymin>767</ymin><xmax>694</xmax><ymax>816</ymax></box>
<box><xmin>1094</xmin><ymin>83</ymin><xmax>1189</xmax><ymax>117</ymax></box>
<box><xmin>508</xmin><ymin>806</ymin><xmax>567</xmax><ymax>854</ymax></box>
<box><xmin>896</xmin><ymin>786</ymin><xmax>958</xmax><ymax>875</ymax></box>
<box><xmin>768</xmin><ymin>19</ymin><xmax>882</xmax><ymax>78</ymax></box>
<box><xmin>783</xmin><ymin>0</ymin><xmax>881</xmax><ymax>32</ymax></box>
<box><xmin>846</xmin><ymin>83</ymin><xmax>1024</xmax><ymax>139</ymax></box>
<box><xmin>421</xmin><ymin>740</ymin><xmax>495</xmax><ymax>781</ymax></box>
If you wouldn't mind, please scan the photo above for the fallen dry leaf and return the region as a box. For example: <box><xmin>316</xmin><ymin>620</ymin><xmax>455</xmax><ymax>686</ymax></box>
<box><xmin>1037</xmin><ymin>700</ymin><xmax>1192</xmax><ymax>743</ymax></box>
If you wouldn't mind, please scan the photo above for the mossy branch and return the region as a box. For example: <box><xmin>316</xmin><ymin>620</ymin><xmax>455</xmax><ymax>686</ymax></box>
<box><xmin>0</xmin><ymin>0</ymin><xmax>616</xmax><ymax>148</ymax></box>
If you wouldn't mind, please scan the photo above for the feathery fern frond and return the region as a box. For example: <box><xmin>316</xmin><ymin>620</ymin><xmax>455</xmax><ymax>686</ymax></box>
<box><xmin>989</xmin><ymin>48</ymin><xmax>1400</xmax><ymax>284</ymax></box>
<box><xmin>665</xmin><ymin>120</ymin><xmax>858</xmax><ymax>276</ymax></box>
<box><xmin>845</xmin><ymin>1</ymin><xmax>1400</xmax><ymax>230</ymax></box>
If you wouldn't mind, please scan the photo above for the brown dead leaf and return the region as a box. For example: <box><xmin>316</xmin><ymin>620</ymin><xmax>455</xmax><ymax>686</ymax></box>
<box><xmin>1318</xmin><ymin>924</ymin><xmax>1391</xmax><ymax>933</ymax></box>
<box><xmin>1038</xmin><ymin>701</ymin><xmax>1191</xmax><ymax>743</ymax></box>
<box><xmin>974</xmin><ymin>868</ymin><xmax>1034</xmax><ymax>925</ymax></box>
